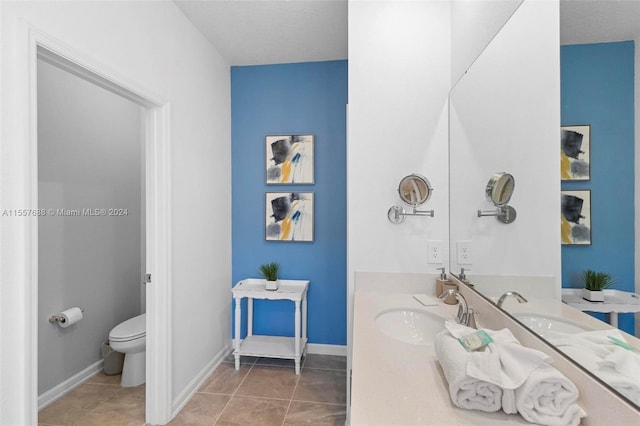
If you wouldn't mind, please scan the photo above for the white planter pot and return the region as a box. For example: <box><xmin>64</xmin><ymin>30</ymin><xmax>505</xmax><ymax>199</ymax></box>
<box><xmin>265</xmin><ymin>279</ymin><xmax>279</xmax><ymax>291</ymax></box>
<box><xmin>582</xmin><ymin>289</ymin><xmax>604</xmax><ymax>302</ymax></box>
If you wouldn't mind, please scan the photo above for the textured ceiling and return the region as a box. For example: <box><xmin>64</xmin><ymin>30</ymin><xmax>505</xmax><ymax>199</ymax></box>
<box><xmin>173</xmin><ymin>0</ymin><xmax>348</xmax><ymax>66</ymax></box>
<box><xmin>561</xmin><ymin>0</ymin><xmax>640</xmax><ymax>45</ymax></box>
<box><xmin>173</xmin><ymin>1</ymin><xmax>638</xmax><ymax>66</ymax></box>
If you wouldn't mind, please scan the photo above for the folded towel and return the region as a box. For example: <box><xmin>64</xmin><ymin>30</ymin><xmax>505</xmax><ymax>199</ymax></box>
<box><xmin>515</xmin><ymin>363</ymin><xmax>586</xmax><ymax>426</ymax></box>
<box><xmin>550</xmin><ymin>330</ymin><xmax>640</xmax><ymax>405</ymax></box>
<box><xmin>598</xmin><ymin>345</ymin><xmax>640</xmax><ymax>381</ymax></box>
<box><xmin>597</xmin><ymin>347</ymin><xmax>640</xmax><ymax>405</ymax></box>
<box><xmin>595</xmin><ymin>366</ymin><xmax>640</xmax><ymax>405</ymax></box>
<box><xmin>434</xmin><ymin>329</ymin><xmax>503</xmax><ymax>412</ymax></box>
<box><xmin>445</xmin><ymin>321</ymin><xmax>552</xmax><ymax>389</ymax></box>
<box><xmin>548</xmin><ymin>329</ymin><xmax>626</xmax><ymax>359</ymax></box>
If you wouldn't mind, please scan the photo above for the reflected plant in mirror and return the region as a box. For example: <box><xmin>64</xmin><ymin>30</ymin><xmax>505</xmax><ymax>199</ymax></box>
<box><xmin>582</xmin><ymin>269</ymin><xmax>616</xmax><ymax>302</ymax></box>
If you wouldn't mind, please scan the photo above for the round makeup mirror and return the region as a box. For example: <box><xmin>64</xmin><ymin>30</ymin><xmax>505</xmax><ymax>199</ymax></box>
<box><xmin>485</xmin><ymin>172</ymin><xmax>515</xmax><ymax>207</ymax></box>
<box><xmin>398</xmin><ymin>174</ymin><xmax>433</xmax><ymax>206</ymax></box>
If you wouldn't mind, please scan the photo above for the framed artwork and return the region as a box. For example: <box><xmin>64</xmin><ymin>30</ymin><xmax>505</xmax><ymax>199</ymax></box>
<box><xmin>265</xmin><ymin>192</ymin><xmax>314</xmax><ymax>242</ymax></box>
<box><xmin>561</xmin><ymin>125</ymin><xmax>590</xmax><ymax>181</ymax></box>
<box><xmin>561</xmin><ymin>190</ymin><xmax>591</xmax><ymax>245</ymax></box>
<box><xmin>265</xmin><ymin>134</ymin><xmax>314</xmax><ymax>184</ymax></box>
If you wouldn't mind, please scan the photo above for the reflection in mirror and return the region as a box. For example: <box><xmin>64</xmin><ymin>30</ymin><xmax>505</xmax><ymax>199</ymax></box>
<box><xmin>499</xmin><ymin>291</ymin><xmax>640</xmax><ymax>408</ymax></box>
<box><xmin>449</xmin><ymin>0</ymin><xmax>640</xmax><ymax>411</ymax></box>
<box><xmin>477</xmin><ymin>172</ymin><xmax>517</xmax><ymax>224</ymax></box>
<box><xmin>485</xmin><ymin>172</ymin><xmax>514</xmax><ymax>206</ymax></box>
<box><xmin>450</xmin><ymin>0</ymin><xmax>524</xmax><ymax>86</ymax></box>
<box><xmin>448</xmin><ymin>0</ymin><xmax>559</xmax><ymax>282</ymax></box>
<box><xmin>556</xmin><ymin>0</ymin><xmax>640</xmax><ymax>409</ymax></box>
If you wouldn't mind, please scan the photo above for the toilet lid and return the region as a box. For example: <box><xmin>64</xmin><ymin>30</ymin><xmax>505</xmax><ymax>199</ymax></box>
<box><xmin>109</xmin><ymin>313</ymin><xmax>146</xmax><ymax>342</ymax></box>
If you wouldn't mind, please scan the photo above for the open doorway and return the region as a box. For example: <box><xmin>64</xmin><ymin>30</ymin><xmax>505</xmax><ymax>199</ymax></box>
<box><xmin>36</xmin><ymin>53</ymin><xmax>146</xmax><ymax>422</ymax></box>
<box><xmin>25</xmin><ymin>43</ymin><xmax>173</xmax><ymax>424</ymax></box>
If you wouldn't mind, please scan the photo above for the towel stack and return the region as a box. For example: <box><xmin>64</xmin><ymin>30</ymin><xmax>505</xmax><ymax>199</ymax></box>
<box><xmin>548</xmin><ymin>329</ymin><xmax>640</xmax><ymax>405</ymax></box>
<box><xmin>435</xmin><ymin>321</ymin><xmax>586</xmax><ymax>426</ymax></box>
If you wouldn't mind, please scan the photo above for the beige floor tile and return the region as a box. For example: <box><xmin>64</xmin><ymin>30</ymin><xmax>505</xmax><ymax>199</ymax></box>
<box><xmin>71</xmin><ymin>409</ymin><xmax>143</xmax><ymax>426</ymax></box>
<box><xmin>302</xmin><ymin>354</ymin><xmax>346</xmax><ymax>371</ymax></box>
<box><xmin>215</xmin><ymin>396</ymin><xmax>288</xmax><ymax>426</ymax></box>
<box><xmin>168</xmin><ymin>393</ymin><xmax>230</xmax><ymax>426</ymax></box>
<box><xmin>92</xmin><ymin>384</ymin><xmax>145</xmax><ymax>421</ymax></box>
<box><xmin>284</xmin><ymin>401</ymin><xmax>347</xmax><ymax>425</ymax></box>
<box><xmin>235</xmin><ymin>365</ymin><xmax>299</xmax><ymax>399</ymax></box>
<box><xmin>293</xmin><ymin>369</ymin><xmax>346</xmax><ymax>405</ymax></box>
<box><xmin>199</xmin><ymin>363</ymin><xmax>251</xmax><ymax>395</ymax></box>
<box><xmin>38</xmin><ymin>383</ymin><xmax>121</xmax><ymax>425</ymax></box>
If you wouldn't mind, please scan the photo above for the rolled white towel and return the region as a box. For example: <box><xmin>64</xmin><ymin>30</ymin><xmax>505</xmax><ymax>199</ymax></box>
<box><xmin>445</xmin><ymin>321</ymin><xmax>552</xmax><ymax>390</ymax></box>
<box><xmin>515</xmin><ymin>363</ymin><xmax>586</xmax><ymax>426</ymax></box>
<box><xmin>434</xmin><ymin>329</ymin><xmax>503</xmax><ymax>412</ymax></box>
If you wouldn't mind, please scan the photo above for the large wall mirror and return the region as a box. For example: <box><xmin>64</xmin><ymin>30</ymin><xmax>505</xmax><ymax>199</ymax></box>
<box><xmin>448</xmin><ymin>0</ymin><xmax>640</xmax><ymax>411</ymax></box>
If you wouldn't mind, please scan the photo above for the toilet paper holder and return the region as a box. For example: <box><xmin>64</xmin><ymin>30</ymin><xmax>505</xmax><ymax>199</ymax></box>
<box><xmin>49</xmin><ymin>308</ymin><xmax>84</xmax><ymax>324</ymax></box>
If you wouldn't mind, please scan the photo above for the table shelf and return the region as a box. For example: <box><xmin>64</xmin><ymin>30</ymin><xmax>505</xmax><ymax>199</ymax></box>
<box><xmin>235</xmin><ymin>335</ymin><xmax>309</xmax><ymax>359</ymax></box>
<box><xmin>232</xmin><ymin>278</ymin><xmax>309</xmax><ymax>374</ymax></box>
<box><xmin>562</xmin><ymin>288</ymin><xmax>640</xmax><ymax>327</ymax></box>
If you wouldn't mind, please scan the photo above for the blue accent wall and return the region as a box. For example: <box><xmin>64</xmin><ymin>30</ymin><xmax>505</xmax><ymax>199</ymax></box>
<box><xmin>231</xmin><ymin>60</ymin><xmax>348</xmax><ymax>345</ymax></box>
<box><xmin>561</xmin><ymin>41</ymin><xmax>635</xmax><ymax>334</ymax></box>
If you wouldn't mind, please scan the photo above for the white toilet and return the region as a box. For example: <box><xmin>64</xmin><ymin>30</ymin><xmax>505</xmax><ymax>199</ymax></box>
<box><xmin>109</xmin><ymin>313</ymin><xmax>146</xmax><ymax>387</ymax></box>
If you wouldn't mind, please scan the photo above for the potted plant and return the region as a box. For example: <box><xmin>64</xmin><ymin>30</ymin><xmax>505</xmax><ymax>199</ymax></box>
<box><xmin>582</xmin><ymin>269</ymin><xmax>616</xmax><ymax>302</ymax></box>
<box><xmin>259</xmin><ymin>262</ymin><xmax>279</xmax><ymax>291</ymax></box>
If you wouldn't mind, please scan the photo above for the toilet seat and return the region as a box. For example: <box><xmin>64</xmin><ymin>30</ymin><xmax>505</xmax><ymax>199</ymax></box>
<box><xmin>109</xmin><ymin>313</ymin><xmax>146</xmax><ymax>342</ymax></box>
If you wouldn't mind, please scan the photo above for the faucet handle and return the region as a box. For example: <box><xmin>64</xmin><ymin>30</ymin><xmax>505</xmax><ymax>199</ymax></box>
<box><xmin>466</xmin><ymin>309</ymin><xmax>477</xmax><ymax>329</ymax></box>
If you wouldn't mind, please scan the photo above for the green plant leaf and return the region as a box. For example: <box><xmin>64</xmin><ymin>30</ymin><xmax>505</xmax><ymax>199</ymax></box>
<box><xmin>258</xmin><ymin>262</ymin><xmax>279</xmax><ymax>281</ymax></box>
<box><xmin>582</xmin><ymin>269</ymin><xmax>616</xmax><ymax>291</ymax></box>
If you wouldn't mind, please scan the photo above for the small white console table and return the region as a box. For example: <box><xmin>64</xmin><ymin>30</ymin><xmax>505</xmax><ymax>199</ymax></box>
<box><xmin>561</xmin><ymin>288</ymin><xmax>640</xmax><ymax>328</ymax></box>
<box><xmin>231</xmin><ymin>279</ymin><xmax>309</xmax><ymax>374</ymax></box>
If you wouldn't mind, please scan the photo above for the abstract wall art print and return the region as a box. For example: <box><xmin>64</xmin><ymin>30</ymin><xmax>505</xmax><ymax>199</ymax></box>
<box><xmin>561</xmin><ymin>190</ymin><xmax>591</xmax><ymax>245</ymax></box>
<box><xmin>561</xmin><ymin>125</ymin><xmax>590</xmax><ymax>181</ymax></box>
<box><xmin>265</xmin><ymin>134</ymin><xmax>314</xmax><ymax>184</ymax></box>
<box><xmin>265</xmin><ymin>192</ymin><xmax>314</xmax><ymax>242</ymax></box>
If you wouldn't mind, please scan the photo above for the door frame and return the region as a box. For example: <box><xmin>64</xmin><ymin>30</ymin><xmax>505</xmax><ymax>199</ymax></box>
<box><xmin>2</xmin><ymin>22</ymin><xmax>173</xmax><ymax>424</ymax></box>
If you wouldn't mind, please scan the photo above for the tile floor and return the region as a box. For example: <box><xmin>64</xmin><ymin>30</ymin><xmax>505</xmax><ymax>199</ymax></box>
<box><xmin>38</xmin><ymin>353</ymin><xmax>347</xmax><ymax>426</ymax></box>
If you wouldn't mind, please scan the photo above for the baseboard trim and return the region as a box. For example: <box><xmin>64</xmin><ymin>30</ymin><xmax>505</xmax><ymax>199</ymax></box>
<box><xmin>306</xmin><ymin>343</ymin><xmax>347</xmax><ymax>356</ymax></box>
<box><xmin>38</xmin><ymin>359</ymin><xmax>104</xmax><ymax>410</ymax></box>
<box><xmin>171</xmin><ymin>344</ymin><xmax>230</xmax><ymax>421</ymax></box>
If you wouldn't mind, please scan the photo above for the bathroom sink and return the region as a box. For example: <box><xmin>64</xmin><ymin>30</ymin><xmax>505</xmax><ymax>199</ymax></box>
<box><xmin>514</xmin><ymin>313</ymin><xmax>593</xmax><ymax>338</ymax></box>
<box><xmin>375</xmin><ymin>308</ymin><xmax>445</xmax><ymax>345</ymax></box>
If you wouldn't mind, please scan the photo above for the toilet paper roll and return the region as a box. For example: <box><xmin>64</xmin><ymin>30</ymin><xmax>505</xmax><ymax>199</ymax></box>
<box><xmin>58</xmin><ymin>307</ymin><xmax>83</xmax><ymax>328</ymax></box>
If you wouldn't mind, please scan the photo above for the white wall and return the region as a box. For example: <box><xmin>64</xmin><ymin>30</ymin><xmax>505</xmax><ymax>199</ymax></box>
<box><xmin>0</xmin><ymin>1</ymin><xmax>231</xmax><ymax>424</ymax></box>
<box><xmin>347</xmin><ymin>0</ymin><xmax>451</xmax><ymax>411</ymax></box>
<box><xmin>450</xmin><ymin>0</ymin><xmax>523</xmax><ymax>83</ymax></box>
<box><xmin>37</xmin><ymin>58</ymin><xmax>143</xmax><ymax>396</ymax></box>
<box><xmin>449</xmin><ymin>0</ymin><xmax>561</xmax><ymax>295</ymax></box>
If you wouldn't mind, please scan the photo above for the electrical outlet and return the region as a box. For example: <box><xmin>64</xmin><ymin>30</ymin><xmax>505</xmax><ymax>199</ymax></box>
<box><xmin>457</xmin><ymin>241</ymin><xmax>473</xmax><ymax>265</ymax></box>
<box><xmin>427</xmin><ymin>240</ymin><xmax>443</xmax><ymax>264</ymax></box>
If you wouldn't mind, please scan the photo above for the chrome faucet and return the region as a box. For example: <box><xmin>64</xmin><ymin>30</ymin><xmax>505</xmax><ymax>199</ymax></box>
<box><xmin>496</xmin><ymin>291</ymin><xmax>528</xmax><ymax>308</ymax></box>
<box><xmin>439</xmin><ymin>289</ymin><xmax>473</xmax><ymax>327</ymax></box>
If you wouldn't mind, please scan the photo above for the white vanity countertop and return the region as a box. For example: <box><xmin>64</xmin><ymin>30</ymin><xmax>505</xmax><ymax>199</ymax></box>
<box><xmin>350</xmin><ymin>291</ymin><xmax>530</xmax><ymax>425</ymax></box>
